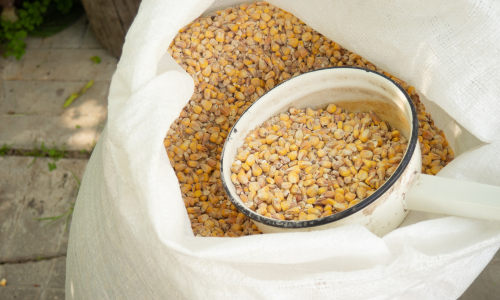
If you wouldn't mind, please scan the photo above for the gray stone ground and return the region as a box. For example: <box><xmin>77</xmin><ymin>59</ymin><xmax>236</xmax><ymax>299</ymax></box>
<box><xmin>0</xmin><ymin>156</ymin><xmax>86</xmax><ymax>299</ymax></box>
<box><xmin>0</xmin><ymin>16</ymin><xmax>116</xmax><ymax>151</ymax></box>
<box><xmin>0</xmin><ymin>14</ymin><xmax>498</xmax><ymax>300</ymax></box>
<box><xmin>0</xmin><ymin>16</ymin><xmax>102</xmax><ymax>300</ymax></box>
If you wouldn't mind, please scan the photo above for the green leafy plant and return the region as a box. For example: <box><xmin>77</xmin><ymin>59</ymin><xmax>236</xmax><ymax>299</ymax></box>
<box><xmin>24</xmin><ymin>140</ymin><xmax>67</xmax><ymax>171</ymax></box>
<box><xmin>0</xmin><ymin>0</ymin><xmax>77</xmax><ymax>59</ymax></box>
<box><xmin>35</xmin><ymin>171</ymin><xmax>80</xmax><ymax>231</ymax></box>
<box><xmin>79</xmin><ymin>148</ymin><xmax>90</xmax><ymax>155</ymax></box>
<box><xmin>90</xmin><ymin>55</ymin><xmax>101</xmax><ymax>64</ymax></box>
<box><xmin>0</xmin><ymin>143</ymin><xmax>14</xmax><ymax>155</ymax></box>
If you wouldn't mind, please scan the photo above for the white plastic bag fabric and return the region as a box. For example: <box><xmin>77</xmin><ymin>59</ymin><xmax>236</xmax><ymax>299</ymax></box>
<box><xmin>66</xmin><ymin>0</ymin><xmax>500</xmax><ymax>299</ymax></box>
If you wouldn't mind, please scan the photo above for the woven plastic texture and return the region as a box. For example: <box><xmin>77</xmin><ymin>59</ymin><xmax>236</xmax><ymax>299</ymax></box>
<box><xmin>66</xmin><ymin>0</ymin><xmax>500</xmax><ymax>299</ymax></box>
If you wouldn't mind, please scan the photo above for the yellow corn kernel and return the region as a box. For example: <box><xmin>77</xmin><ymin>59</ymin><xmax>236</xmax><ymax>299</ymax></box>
<box><xmin>318</xmin><ymin>187</ymin><xmax>328</xmax><ymax>195</ymax></box>
<box><xmin>306</xmin><ymin>214</ymin><xmax>318</xmax><ymax>220</ymax></box>
<box><xmin>430</xmin><ymin>164</ymin><xmax>442</xmax><ymax>175</ymax></box>
<box><xmin>201</xmin><ymin>100</ymin><xmax>212</xmax><ymax>111</ymax></box>
<box><xmin>288</xmin><ymin>172</ymin><xmax>299</xmax><ymax>184</ymax></box>
<box><xmin>286</xmin><ymin>207</ymin><xmax>300</xmax><ymax>215</ymax></box>
<box><xmin>306</xmin><ymin>185</ymin><xmax>319</xmax><ymax>197</ymax></box>
<box><xmin>334</xmin><ymin>202</ymin><xmax>348</xmax><ymax>211</ymax></box>
<box><xmin>359</xmin><ymin>129</ymin><xmax>371</xmax><ymax>142</ymax></box>
<box><xmin>345</xmin><ymin>192</ymin><xmax>356</xmax><ymax>202</ymax></box>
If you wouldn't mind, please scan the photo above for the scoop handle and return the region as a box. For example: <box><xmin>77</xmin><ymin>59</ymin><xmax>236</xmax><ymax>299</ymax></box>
<box><xmin>406</xmin><ymin>174</ymin><xmax>500</xmax><ymax>221</ymax></box>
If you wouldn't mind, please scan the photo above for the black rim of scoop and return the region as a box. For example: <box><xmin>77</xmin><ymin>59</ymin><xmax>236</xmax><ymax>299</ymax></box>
<box><xmin>220</xmin><ymin>66</ymin><xmax>418</xmax><ymax>229</ymax></box>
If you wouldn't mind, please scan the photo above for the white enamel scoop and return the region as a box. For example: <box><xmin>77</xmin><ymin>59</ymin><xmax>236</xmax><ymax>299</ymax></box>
<box><xmin>220</xmin><ymin>67</ymin><xmax>500</xmax><ymax>236</ymax></box>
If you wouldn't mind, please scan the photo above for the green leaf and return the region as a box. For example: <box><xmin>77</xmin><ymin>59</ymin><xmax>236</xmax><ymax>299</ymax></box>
<box><xmin>63</xmin><ymin>80</ymin><xmax>94</xmax><ymax>108</ymax></box>
<box><xmin>34</xmin><ymin>210</ymin><xmax>70</xmax><ymax>226</ymax></box>
<box><xmin>48</xmin><ymin>162</ymin><xmax>57</xmax><ymax>171</ymax></box>
<box><xmin>71</xmin><ymin>171</ymin><xmax>81</xmax><ymax>187</ymax></box>
<box><xmin>35</xmin><ymin>214</ymin><xmax>66</xmax><ymax>221</ymax></box>
<box><xmin>62</xmin><ymin>93</ymin><xmax>79</xmax><ymax>108</ymax></box>
<box><xmin>27</xmin><ymin>157</ymin><xmax>37</xmax><ymax>168</ymax></box>
<box><xmin>81</xmin><ymin>80</ymin><xmax>94</xmax><ymax>92</ymax></box>
<box><xmin>90</xmin><ymin>56</ymin><xmax>101</xmax><ymax>64</ymax></box>
<box><xmin>17</xmin><ymin>30</ymin><xmax>28</xmax><ymax>39</ymax></box>
<box><xmin>1</xmin><ymin>0</ymin><xmax>80</xmax><ymax>59</ymax></box>
<box><xmin>0</xmin><ymin>143</ymin><xmax>14</xmax><ymax>156</ymax></box>
<box><xmin>75</xmin><ymin>125</ymin><xmax>81</xmax><ymax>129</ymax></box>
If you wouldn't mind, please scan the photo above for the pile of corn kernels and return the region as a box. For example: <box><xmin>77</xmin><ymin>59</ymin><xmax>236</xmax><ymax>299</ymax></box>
<box><xmin>164</xmin><ymin>2</ymin><xmax>455</xmax><ymax>237</ymax></box>
<box><xmin>231</xmin><ymin>105</ymin><xmax>409</xmax><ymax>221</ymax></box>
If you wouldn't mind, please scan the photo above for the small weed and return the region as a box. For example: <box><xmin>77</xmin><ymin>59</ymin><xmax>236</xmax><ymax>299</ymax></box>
<box><xmin>35</xmin><ymin>203</ymin><xmax>74</xmax><ymax>232</ymax></box>
<box><xmin>90</xmin><ymin>56</ymin><xmax>101</xmax><ymax>64</ymax></box>
<box><xmin>71</xmin><ymin>170</ymin><xmax>81</xmax><ymax>187</ymax></box>
<box><xmin>48</xmin><ymin>162</ymin><xmax>57</xmax><ymax>171</ymax></box>
<box><xmin>75</xmin><ymin>125</ymin><xmax>81</xmax><ymax>129</ymax></box>
<box><xmin>0</xmin><ymin>143</ymin><xmax>14</xmax><ymax>156</ymax></box>
<box><xmin>35</xmin><ymin>171</ymin><xmax>80</xmax><ymax>232</ymax></box>
<box><xmin>25</xmin><ymin>140</ymin><xmax>67</xmax><ymax>171</ymax></box>
<box><xmin>79</xmin><ymin>149</ymin><xmax>90</xmax><ymax>155</ymax></box>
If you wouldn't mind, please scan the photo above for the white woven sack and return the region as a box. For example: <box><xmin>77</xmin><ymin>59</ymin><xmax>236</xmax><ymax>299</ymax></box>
<box><xmin>66</xmin><ymin>0</ymin><xmax>500</xmax><ymax>299</ymax></box>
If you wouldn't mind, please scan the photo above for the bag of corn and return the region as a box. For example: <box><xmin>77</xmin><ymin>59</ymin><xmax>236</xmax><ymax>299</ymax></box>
<box><xmin>66</xmin><ymin>0</ymin><xmax>500</xmax><ymax>299</ymax></box>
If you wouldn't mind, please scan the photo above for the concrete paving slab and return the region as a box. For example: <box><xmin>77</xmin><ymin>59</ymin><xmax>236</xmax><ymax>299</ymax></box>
<box><xmin>0</xmin><ymin>115</ymin><xmax>101</xmax><ymax>151</ymax></box>
<box><xmin>2</xmin><ymin>49</ymin><xmax>117</xmax><ymax>82</ymax></box>
<box><xmin>0</xmin><ymin>157</ymin><xmax>72</xmax><ymax>300</ymax></box>
<box><xmin>2</xmin><ymin>80</ymin><xmax>109</xmax><ymax>117</ymax></box>
<box><xmin>0</xmin><ymin>286</ymin><xmax>41</xmax><ymax>299</ymax></box>
<box><xmin>0</xmin><ymin>18</ymin><xmax>112</xmax><ymax>151</ymax></box>
<box><xmin>40</xmin><ymin>17</ymin><xmax>87</xmax><ymax>49</ymax></box>
<box><xmin>46</xmin><ymin>257</ymin><xmax>66</xmax><ymax>289</ymax></box>
<box><xmin>2</xmin><ymin>259</ymin><xmax>54</xmax><ymax>287</ymax></box>
<box><xmin>0</xmin><ymin>196</ymin><xmax>21</xmax><ymax>259</ymax></box>
<box><xmin>42</xmin><ymin>288</ymin><xmax>65</xmax><ymax>300</ymax></box>
<box><xmin>81</xmin><ymin>26</ymin><xmax>103</xmax><ymax>49</ymax></box>
<box><xmin>0</xmin><ymin>257</ymin><xmax>66</xmax><ymax>300</ymax></box>
<box><xmin>0</xmin><ymin>65</ymin><xmax>4</xmax><ymax>108</ymax></box>
<box><xmin>0</xmin><ymin>13</ymin><xmax>105</xmax><ymax>300</ymax></box>
<box><xmin>0</xmin><ymin>156</ymin><xmax>32</xmax><ymax>202</ymax></box>
<box><xmin>0</xmin><ymin>79</ymin><xmax>108</xmax><ymax>151</ymax></box>
<box><xmin>24</xmin><ymin>36</ymin><xmax>44</xmax><ymax>49</ymax></box>
<box><xmin>0</xmin><ymin>157</ymin><xmax>34</xmax><ymax>260</ymax></box>
<box><xmin>2</xmin><ymin>157</ymin><xmax>86</xmax><ymax>262</ymax></box>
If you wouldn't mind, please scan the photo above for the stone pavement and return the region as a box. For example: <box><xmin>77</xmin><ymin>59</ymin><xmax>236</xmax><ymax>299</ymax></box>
<box><xmin>0</xmin><ymin>15</ymin><xmax>109</xmax><ymax>300</ymax></box>
<box><xmin>0</xmin><ymin>156</ymin><xmax>87</xmax><ymax>299</ymax></box>
<box><xmin>0</xmin><ymin>16</ymin><xmax>117</xmax><ymax>151</ymax></box>
<box><xmin>0</xmin><ymin>13</ymin><xmax>498</xmax><ymax>300</ymax></box>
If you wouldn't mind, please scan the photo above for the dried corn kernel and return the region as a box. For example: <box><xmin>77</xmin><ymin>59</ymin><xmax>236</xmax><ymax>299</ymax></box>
<box><xmin>168</xmin><ymin>2</ymin><xmax>454</xmax><ymax>237</ymax></box>
<box><xmin>231</xmin><ymin>104</ymin><xmax>411</xmax><ymax>221</ymax></box>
